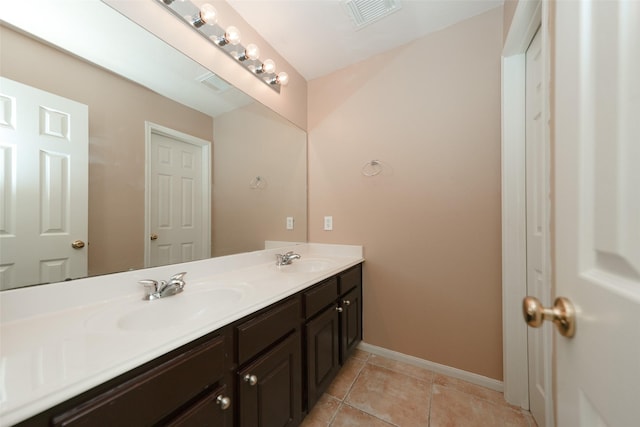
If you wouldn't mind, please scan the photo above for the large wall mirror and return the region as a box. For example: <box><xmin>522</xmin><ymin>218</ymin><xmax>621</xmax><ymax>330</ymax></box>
<box><xmin>0</xmin><ymin>1</ymin><xmax>307</xmax><ymax>291</ymax></box>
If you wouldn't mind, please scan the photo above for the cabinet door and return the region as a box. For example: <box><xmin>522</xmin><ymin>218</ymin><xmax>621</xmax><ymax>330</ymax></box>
<box><xmin>305</xmin><ymin>304</ymin><xmax>340</xmax><ymax>409</ymax></box>
<box><xmin>166</xmin><ymin>385</ymin><xmax>232</xmax><ymax>427</ymax></box>
<box><xmin>237</xmin><ymin>333</ymin><xmax>301</xmax><ymax>427</ymax></box>
<box><xmin>340</xmin><ymin>286</ymin><xmax>362</xmax><ymax>363</ymax></box>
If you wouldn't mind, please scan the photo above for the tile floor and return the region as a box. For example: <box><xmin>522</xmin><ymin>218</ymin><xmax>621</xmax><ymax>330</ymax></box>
<box><xmin>301</xmin><ymin>349</ymin><xmax>537</xmax><ymax>427</ymax></box>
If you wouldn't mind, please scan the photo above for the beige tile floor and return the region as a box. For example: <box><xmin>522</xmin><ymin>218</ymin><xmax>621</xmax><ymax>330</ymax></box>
<box><xmin>301</xmin><ymin>349</ymin><xmax>537</xmax><ymax>427</ymax></box>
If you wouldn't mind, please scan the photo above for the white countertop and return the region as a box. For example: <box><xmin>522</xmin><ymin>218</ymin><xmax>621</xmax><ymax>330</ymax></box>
<box><xmin>0</xmin><ymin>243</ymin><xmax>363</xmax><ymax>426</ymax></box>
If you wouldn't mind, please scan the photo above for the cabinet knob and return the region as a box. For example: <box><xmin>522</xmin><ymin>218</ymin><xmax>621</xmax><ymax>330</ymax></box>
<box><xmin>335</xmin><ymin>306</ymin><xmax>343</xmax><ymax>313</ymax></box>
<box><xmin>216</xmin><ymin>395</ymin><xmax>231</xmax><ymax>410</ymax></box>
<box><xmin>343</xmin><ymin>300</ymin><xmax>351</xmax><ymax>306</ymax></box>
<box><xmin>244</xmin><ymin>374</ymin><xmax>258</xmax><ymax>386</ymax></box>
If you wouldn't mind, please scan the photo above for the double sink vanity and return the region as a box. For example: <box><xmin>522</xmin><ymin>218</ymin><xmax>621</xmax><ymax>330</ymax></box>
<box><xmin>0</xmin><ymin>244</ymin><xmax>364</xmax><ymax>426</ymax></box>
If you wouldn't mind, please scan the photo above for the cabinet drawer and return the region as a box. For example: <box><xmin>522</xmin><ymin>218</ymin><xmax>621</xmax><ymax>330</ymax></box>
<box><xmin>303</xmin><ymin>277</ymin><xmax>338</xmax><ymax>319</ymax></box>
<box><xmin>52</xmin><ymin>335</ymin><xmax>226</xmax><ymax>427</ymax></box>
<box><xmin>236</xmin><ymin>298</ymin><xmax>300</xmax><ymax>366</ymax></box>
<box><xmin>338</xmin><ymin>264</ymin><xmax>362</xmax><ymax>295</ymax></box>
<box><xmin>166</xmin><ymin>385</ymin><xmax>232</xmax><ymax>427</ymax></box>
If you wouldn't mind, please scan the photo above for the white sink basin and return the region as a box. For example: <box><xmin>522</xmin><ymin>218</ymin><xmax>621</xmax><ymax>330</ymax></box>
<box><xmin>86</xmin><ymin>287</ymin><xmax>244</xmax><ymax>332</ymax></box>
<box><xmin>277</xmin><ymin>258</ymin><xmax>335</xmax><ymax>273</ymax></box>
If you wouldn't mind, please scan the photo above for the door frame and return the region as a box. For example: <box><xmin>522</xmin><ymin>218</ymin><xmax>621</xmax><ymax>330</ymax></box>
<box><xmin>144</xmin><ymin>122</ymin><xmax>211</xmax><ymax>267</ymax></box>
<box><xmin>501</xmin><ymin>0</ymin><xmax>551</xmax><ymax>410</ymax></box>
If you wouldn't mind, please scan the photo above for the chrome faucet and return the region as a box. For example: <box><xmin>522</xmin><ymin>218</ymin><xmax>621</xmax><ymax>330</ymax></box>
<box><xmin>139</xmin><ymin>272</ymin><xmax>187</xmax><ymax>300</ymax></box>
<box><xmin>276</xmin><ymin>251</ymin><xmax>301</xmax><ymax>266</ymax></box>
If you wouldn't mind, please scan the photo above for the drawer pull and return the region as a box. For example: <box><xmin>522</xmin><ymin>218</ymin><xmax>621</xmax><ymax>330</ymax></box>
<box><xmin>244</xmin><ymin>374</ymin><xmax>258</xmax><ymax>386</ymax></box>
<box><xmin>336</xmin><ymin>306</ymin><xmax>343</xmax><ymax>313</ymax></box>
<box><xmin>343</xmin><ymin>300</ymin><xmax>351</xmax><ymax>306</ymax></box>
<box><xmin>216</xmin><ymin>395</ymin><xmax>231</xmax><ymax>410</ymax></box>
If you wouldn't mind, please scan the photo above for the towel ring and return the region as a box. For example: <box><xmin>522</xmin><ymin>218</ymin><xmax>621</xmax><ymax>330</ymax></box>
<box><xmin>249</xmin><ymin>176</ymin><xmax>267</xmax><ymax>189</ymax></box>
<box><xmin>361</xmin><ymin>160</ymin><xmax>384</xmax><ymax>177</ymax></box>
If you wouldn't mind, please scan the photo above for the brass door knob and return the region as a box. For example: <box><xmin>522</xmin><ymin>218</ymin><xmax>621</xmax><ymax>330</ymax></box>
<box><xmin>150</xmin><ymin>233</ymin><xmax>158</xmax><ymax>241</ymax></box>
<box><xmin>71</xmin><ymin>240</ymin><xmax>85</xmax><ymax>249</ymax></box>
<box><xmin>523</xmin><ymin>296</ymin><xmax>576</xmax><ymax>338</ymax></box>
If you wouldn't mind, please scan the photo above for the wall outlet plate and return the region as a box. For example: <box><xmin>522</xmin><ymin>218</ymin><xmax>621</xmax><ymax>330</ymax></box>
<box><xmin>286</xmin><ymin>217</ymin><xmax>294</xmax><ymax>230</ymax></box>
<box><xmin>324</xmin><ymin>216</ymin><xmax>333</xmax><ymax>231</ymax></box>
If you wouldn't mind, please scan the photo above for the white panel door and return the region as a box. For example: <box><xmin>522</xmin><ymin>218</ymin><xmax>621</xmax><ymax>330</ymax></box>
<box><xmin>554</xmin><ymin>0</ymin><xmax>640</xmax><ymax>425</ymax></box>
<box><xmin>525</xmin><ymin>29</ymin><xmax>553</xmax><ymax>427</ymax></box>
<box><xmin>148</xmin><ymin>127</ymin><xmax>209</xmax><ymax>268</ymax></box>
<box><xmin>0</xmin><ymin>77</ymin><xmax>88</xmax><ymax>290</ymax></box>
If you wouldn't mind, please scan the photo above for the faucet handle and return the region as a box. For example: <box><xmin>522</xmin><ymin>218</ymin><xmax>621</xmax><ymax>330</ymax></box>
<box><xmin>139</xmin><ymin>279</ymin><xmax>159</xmax><ymax>300</ymax></box>
<box><xmin>170</xmin><ymin>272</ymin><xmax>187</xmax><ymax>282</ymax></box>
<box><xmin>139</xmin><ymin>279</ymin><xmax>158</xmax><ymax>291</ymax></box>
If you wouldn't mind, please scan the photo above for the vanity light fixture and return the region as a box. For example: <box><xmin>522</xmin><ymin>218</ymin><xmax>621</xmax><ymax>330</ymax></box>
<box><xmin>156</xmin><ymin>0</ymin><xmax>289</xmax><ymax>92</ymax></box>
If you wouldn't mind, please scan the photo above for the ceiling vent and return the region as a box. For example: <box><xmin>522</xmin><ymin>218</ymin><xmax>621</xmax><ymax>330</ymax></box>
<box><xmin>341</xmin><ymin>0</ymin><xmax>402</xmax><ymax>30</ymax></box>
<box><xmin>197</xmin><ymin>72</ymin><xmax>232</xmax><ymax>93</ymax></box>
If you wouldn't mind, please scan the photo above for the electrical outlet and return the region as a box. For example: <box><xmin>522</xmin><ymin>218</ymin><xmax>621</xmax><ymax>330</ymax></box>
<box><xmin>286</xmin><ymin>216</ymin><xmax>294</xmax><ymax>230</ymax></box>
<box><xmin>324</xmin><ymin>216</ymin><xmax>333</xmax><ymax>231</ymax></box>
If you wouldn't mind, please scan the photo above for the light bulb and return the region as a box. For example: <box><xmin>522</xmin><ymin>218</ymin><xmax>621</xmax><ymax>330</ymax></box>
<box><xmin>257</xmin><ymin>59</ymin><xmax>276</xmax><ymax>74</ymax></box>
<box><xmin>225</xmin><ymin>26</ymin><xmax>241</xmax><ymax>45</ymax></box>
<box><xmin>193</xmin><ymin>3</ymin><xmax>217</xmax><ymax>27</ymax></box>
<box><xmin>199</xmin><ymin>4</ymin><xmax>217</xmax><ymax>24</ymax></box>
<box><xmin>239</xmin><ymin>43</ymin><xmax>260</xmax><ymax>61</ymax></box>
<box><xmin>276</xmin><ymin>72</ymin><xmax>289</xmax><ymax>86</ymax></box>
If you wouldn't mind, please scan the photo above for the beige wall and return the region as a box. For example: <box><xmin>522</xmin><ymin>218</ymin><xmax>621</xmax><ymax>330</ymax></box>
<box><xmin>308</xmin><ymin>7</ymin><xmax>504</xmax><ymax>380</ymax></box>
<box><xmin>212</xmin><ymin>102</ymin><xmax>307</xmax><ymax>256</ymax></box>
<box><xmin>105</xmin><ymin>0</ymin><xmax>308</xmax><ymax>130</ymax></box>
<box><xmin>0</xmin><ymin>26</ymin><xmax>213</xmax><ymax>277</ymax></box>
<box><xmin>503</xmin><ymin>0</ymin><xmax>519</xmax><ymax>42</ymax></box>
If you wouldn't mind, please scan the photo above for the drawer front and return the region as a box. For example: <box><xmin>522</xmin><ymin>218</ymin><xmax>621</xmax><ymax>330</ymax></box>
<box><xmin>52</xmin><ymin>335</ymin><xmax>226</xmax><ymax>427</ymax></box>
<box><xmin>338</xmin><ymin>264</ymin><xmax>362</xmax><ymax>295</ymax></box>
<box><xmin>303</xmin><ymin>277</ymin><xmax>338</xmax><ymax>319</ymax></box>
<box><xmin>166</xmin><ymin>384</ymin><xmax>232</xmax><ymax>427</ymax></box>
<box><xmin>237</xmin><ymin>298</ymin><xmax>300</xmax><ymax>366</ymax></box>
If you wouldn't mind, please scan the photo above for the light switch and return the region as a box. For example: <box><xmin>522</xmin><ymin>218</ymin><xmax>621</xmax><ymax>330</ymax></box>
<box><xmin>286</xmin><ymin>216</ymin><xmax>294</xmax><ymax>230</ymax></box>
<box><xmin>324</xmin><ymin>216</ymin><xmax>333</xmax><ymax>231</ymax></box>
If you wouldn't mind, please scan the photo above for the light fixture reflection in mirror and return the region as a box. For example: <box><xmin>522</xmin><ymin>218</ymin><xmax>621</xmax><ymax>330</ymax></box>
<box><xmin>157</xmin><ymin>0</ymin><xmax>287</xmax><ymax>92</ymax></box>
<box><xmin>0</xmin><ymin>1</ymin><xmax>306</xmax><ymax>291</ymax></box>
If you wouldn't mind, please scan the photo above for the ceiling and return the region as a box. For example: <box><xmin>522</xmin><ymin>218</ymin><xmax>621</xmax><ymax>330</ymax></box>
<box><xmin>226</xmin><ymin>0</ymin><xmax>504</xmax><ymax>81</ymax></box>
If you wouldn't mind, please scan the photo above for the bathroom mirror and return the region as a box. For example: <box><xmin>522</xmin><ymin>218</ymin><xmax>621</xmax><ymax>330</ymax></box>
<box><xmin>0</xmin><ymin>1</ymin><xmax>307</xmax><ymax>290</ymax></box>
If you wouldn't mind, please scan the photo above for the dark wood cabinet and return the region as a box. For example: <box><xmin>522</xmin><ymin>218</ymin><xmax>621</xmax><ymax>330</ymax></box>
<box><xmin>50</xmin><ymin>334</ymin><xmax>231</xmax><ymax>427</ymax></box>
<box><xmin>237</xmin><ymin>333</ymin><xmax>301</xmax><ymax>427</ymax></box>
<box><xmin>339</xmin><ymin>284</ymin><xmax>362</xmax><ymax>363</ymax></box>
<box><xmin>166</xmin><ymin>385</ymin><xmax>232</xmax><ymax>427</ymax></box>
<box><xmin>235</xmin><ymin>298</ymin><xmax>302</xmax><ymax>427</ymax></box>
<box><xmin>303</xmin><ymin>264</ymin><xmax>363</xmax><ymax>410</ymax></box>
<box><xmin>17</xmin><ymin>263</ymin><xmax>362</xmax><ymax>427</ymax></box>
<box><xmin>305</xmin><ymin>303</ymin><xmax>340</xmax><ymax>409</ymax></box>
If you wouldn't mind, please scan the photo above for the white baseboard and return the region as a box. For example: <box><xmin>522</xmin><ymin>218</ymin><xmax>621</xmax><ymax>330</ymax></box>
<box><xmin>357</xmin><ymin>342</ymin><xmax>504</xmax><ymax>393</ymax></box>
